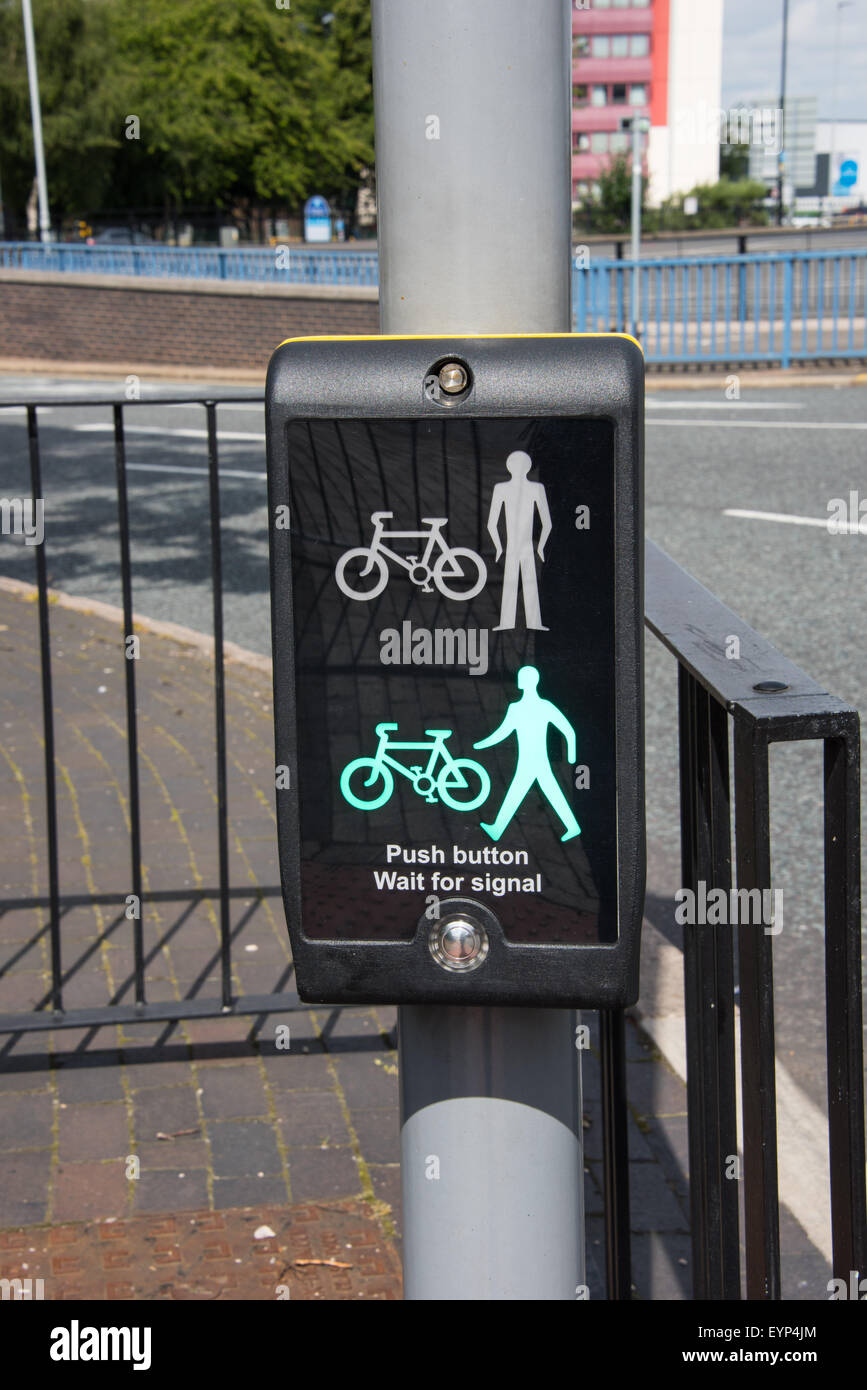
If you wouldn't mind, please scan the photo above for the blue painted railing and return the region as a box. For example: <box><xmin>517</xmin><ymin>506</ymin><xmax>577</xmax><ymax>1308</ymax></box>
<box><xmin>0</xmin><ymin>241</ymin><xmax>379</xmax><ymax>288</ymax></box>
<box><xmin>3</xmin><ymin>242</ymin><xmax>866</xmax><ymax>366</ymax></box>
<box><xmin>573</xmin><ymin>249</ymin><xmax>867</xmax><ymax>367</ymax></box>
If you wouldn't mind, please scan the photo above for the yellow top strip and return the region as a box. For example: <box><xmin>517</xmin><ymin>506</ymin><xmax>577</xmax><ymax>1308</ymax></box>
<box><xmin>275</xmin><ymin>331</ymin><xmax>645</xmax><ymax>355</ymax></box>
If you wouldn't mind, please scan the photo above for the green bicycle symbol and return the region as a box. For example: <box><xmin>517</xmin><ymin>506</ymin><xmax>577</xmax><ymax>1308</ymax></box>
<box><xmin>340</xmin><ymin>722</ymin><xmax>491</xmax><ymax>812</ymax></box>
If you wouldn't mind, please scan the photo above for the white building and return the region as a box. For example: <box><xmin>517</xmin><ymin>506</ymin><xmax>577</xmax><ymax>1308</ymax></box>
<box><xmin>572</xmin><ymin>0</ymin><xmax>725</xmax><ymax>207</ymax></box>
<box><xmin>748</xmin><ymin>96</ymin><xmax>818</xmax><ymax>205</ymax></box>
<box><xmin>816</xmin><ymin>119</ymin><xmax>867</xmax><ymax>207</ymax></box>
<box><xmin>646</xmin><ymin>0</ymin><xmax>725</xmax><ymax>206</ymax></box>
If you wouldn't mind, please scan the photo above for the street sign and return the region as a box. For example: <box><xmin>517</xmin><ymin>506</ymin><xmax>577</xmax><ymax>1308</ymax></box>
<box><xmin>833</xmin><ymin>155</ymin><xmax>859</xmax><ymax>197</ymax></box>
<box><xmin>303</xmin><ymin>195</ymin><xmax>332</xmax><ymax>243</ymax></box>
<box><xmin>266</xmin><ymin>334</ymin><xmax>645</xmax><ymax>1007</ymax></box>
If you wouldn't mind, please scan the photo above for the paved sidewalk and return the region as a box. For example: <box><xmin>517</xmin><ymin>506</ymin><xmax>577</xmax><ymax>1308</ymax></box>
<box><xmin>0</xmin><ymin>582</ymin><xmax>777</xmax><ymax>1300</ymax></box>
<box><xmin>0</xmin><ymin>1202</ymin><xmax>402</xmax><ymax>1300</ymax></box>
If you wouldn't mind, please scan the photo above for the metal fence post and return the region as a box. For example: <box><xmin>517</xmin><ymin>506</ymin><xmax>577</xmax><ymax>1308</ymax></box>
<box><xmin>371</xmin><ymin>0</ymin><xmax>584</xmax><ymax>1300</ymax></box>
<box><xmin>630</xmin><ymin>116</ymin><xmax>642</xmax><ymax>338</ymax></box>
<box><xmin>21</xmin><ymin>0</ymin><xmax>52</xmax><ymax>241</ymax></box>
<box><xmin>781</xmin><ymin>257</ymin><xmax>793</xmax><ymax>369</ymax></box>
<box><xmin>734</xmin><ymin>719</ymin><xmax>781</xmax><ymax>1299</ymax></box>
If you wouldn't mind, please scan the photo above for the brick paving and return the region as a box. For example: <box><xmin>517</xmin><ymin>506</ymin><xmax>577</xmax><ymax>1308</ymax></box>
<box><xmin>0</xmin><ymin>1202</ymin><xmax>402</xmax><ymax>1300</ymax></box>
<box><xmin>0</xmin><ymin>582</ymin><xmax>765</xmax><ymax>1300</ymax></box>
<box><xmin>0</xmin><ymin>586</ymin><xmax>403</xmax><ymax>1295</ymax></box>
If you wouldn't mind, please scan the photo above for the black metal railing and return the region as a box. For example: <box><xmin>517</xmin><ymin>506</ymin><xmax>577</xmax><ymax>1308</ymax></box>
<box><xmin>599</xmin><ymin>541</ymin><xmax>865</xmax><ymax>1301</ymax></box>
<box><xmin>0</xmin><ymin>394</ymin><xmax>305</xmax><ymax>1032</ymax></box>
<box><xmin>0</xmin><ymin>396</ymin><xmax>864</xmax><ymax>1300</ymax></box>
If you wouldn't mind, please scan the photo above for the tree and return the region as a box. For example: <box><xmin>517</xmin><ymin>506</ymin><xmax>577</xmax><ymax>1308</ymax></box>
<box><xmin>109</xmin><ymin>0</ymin><xmax>358</xmax><ymax>211</ymax></box>
<box><xmin>314</xmin><ymin>0</ymin><xmax>374</xmax><ymax>233</ymax></box>
<box><xmin>720</xmin><ymin>143</ymin><xmax>750</xmax><ymax>182</ymax></box>
<box><xmin>0</xmin><ymin>0</ymin><xmax>127</xmax><ymax>235</ymax></box>
<box><xmin>574</xmin><ymin>154</ymin><xmax>645</xmax><ymax>235</ymax></box>
<box><xmin>646</xmin><ymin>178</ymin><xmax>769</xmax><ymax>232</ymax></box>
<box><xmin>0</xmin><ymin>0</ymin><xmax>376</xmax><ymax>235</ymax></box>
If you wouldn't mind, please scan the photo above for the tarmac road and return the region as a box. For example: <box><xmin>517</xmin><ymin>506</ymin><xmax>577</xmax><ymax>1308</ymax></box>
<box><xmin>0</xmin><ymin>374</ymin><xmax>865</xmax><ymax>1126</ymax></box>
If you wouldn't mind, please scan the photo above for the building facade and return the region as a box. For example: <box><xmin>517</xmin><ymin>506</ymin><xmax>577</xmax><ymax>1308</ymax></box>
<box><xmin>572</xmin><ymin>0</ymin><xmax>724</xmax><ymax>207</ymax></box>
<box><xmin>748</xmin><ymin>96</ymin><xmax>818</xmax><ymax>203</ymax></box>
<box><xmin>815</xmin><ymin>120</ymin><xmax>867</xmax><ymax>207</ymax></box>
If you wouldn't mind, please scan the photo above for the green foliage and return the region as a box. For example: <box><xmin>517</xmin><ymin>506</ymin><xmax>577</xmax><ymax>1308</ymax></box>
<box><xmin>719</xmin><ymin>143</ymin><xmax>750</xmax><ymax>182</ymax></box>
<box><xmin>574</xmin><ymin>154</ymin><xmax>645</xmax><ymax>235</ymax></box>
<box><xmin>0</xmin><ymin>0</ymin><xmax>375</xmax><ymax>232</ymax></box>
<box><xmin>645</xmin><ymin>178</ymin><xmax>770</xmax><ymax>232</ymax></box>
<box><xmin>572</xmin><ymin>150</ymin><xmax>770</xmax><ymax>238</ymax></box>
<box><xmin>0</xmin><ymin>0</ymin><xmax>126</xmax><ymax>227</ymax></box>
<box><xmin>319</xmin><ymin>0</ymin><xmax>374</xmax><ymax>223</ymax></box>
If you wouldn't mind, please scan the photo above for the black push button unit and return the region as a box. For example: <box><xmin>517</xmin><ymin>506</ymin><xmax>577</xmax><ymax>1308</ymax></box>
<box><xmin>266</xmin><ymin>333</ymin><xmax>645</xmax><ymax>1007</ymax></box>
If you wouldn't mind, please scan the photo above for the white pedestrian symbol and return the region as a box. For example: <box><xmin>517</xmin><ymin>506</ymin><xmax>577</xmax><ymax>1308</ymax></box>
<box><xmin>486</xmin><ymin>452</ymin><xmax>552</xmax><ymax>631</ymax></box>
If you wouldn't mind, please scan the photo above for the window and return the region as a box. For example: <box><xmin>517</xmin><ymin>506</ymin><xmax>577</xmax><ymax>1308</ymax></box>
<box><xmin>630</xmin><ymin>84</ymin><xmax>647</xmax><ymax>106</ymax></box>
<box><xmin>590</xmin><ymin>132</ymin><xmax>609</xmax><ymax>153</ymax></box>
<box><xmin>612</xmin><ymin>83</ymin><xmax>627</xmax><ymax>104</ymax></box>
<box><xmin>573</xmin><ymin>132</ymin><xmax>590</xmax><ymax>151</ymax></box>
<box><xmin>613</xmin><ymin>0</ymin><xmax>631</xmax><ymax>7</ymax></box>
<box><xmin>573</xmin><ymin>35</ymin><xmax>589</xmax><ymax>57</ymax></box>
<box><xmin>593</xmin><ymin>0</ymin><xmax>611</xmax><ymax>8</ymax></box>
<box><xmin>591</xmin><ymin>35</ymin><xmax>610</xmax><ymax>56</ymax></box>
<box><xmin>592</xmin><ymin>85</ymin><xmax>608</xmax><ymax>106</ymax></box>
<box><xmin>610</xmin><ymin>132</ymin><xmax>629</xmax><ymax>153</ymax></box>
<box><xmin>611</xmin><ymin>34</ymin><xmax>629</xmax><ymax>57</ymax></box>
<box><xmin>632</xmin><ymin>0</ymin><xmax>650</xmax><ymax>7</ymax></box>
<box><xmin>630</xmin><ymin>33</ymin><xmax>650</xmax><ymax>56</ymax></box>
<box><xmin>573</xmin><ymin>84</ymin><xmax>589</xmax><ymax>106</ymax></box>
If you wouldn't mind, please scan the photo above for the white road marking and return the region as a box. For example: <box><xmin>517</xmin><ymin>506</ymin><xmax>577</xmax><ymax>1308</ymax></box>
<box><xmin>126</xmin><ymin>463</ymin><xmax>266</xmax><ymax>481</ymax></box>
<box><xmin>0</xmin><ymin>406</ymin><xmax>54</xmax><ymax>415</ymax></box>
<box><xmin>645</xmin><ymin>400</ymin><xmax>804</xmax><ymax>410</ymax></box>
<box><xmin>724</xmin><ymin>508</ymin><xmax>866</xmax><ymax>534</ymax></box>
<box><xmin>647</xmin><ymin>418</ymin><xmax>867</xmax><ymax>429</ymax></box>
<box><xmin>74</xmin><ymin>423</ymin><xmax>266</xmax><ymax>442</ymax></box>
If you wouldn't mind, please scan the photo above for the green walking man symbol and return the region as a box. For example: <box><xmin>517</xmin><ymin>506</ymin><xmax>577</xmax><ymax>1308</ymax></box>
<box><xmin>474</xmin><ymin>666</ymin><xmax>581</xmax><ymax>843</ymax></box>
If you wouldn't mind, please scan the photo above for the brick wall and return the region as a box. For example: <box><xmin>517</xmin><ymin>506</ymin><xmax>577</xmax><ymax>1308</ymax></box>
<box><xmin>0</xmin><ymin>271</ymin><xmax>380</xmax><ymax>373</ymax></box>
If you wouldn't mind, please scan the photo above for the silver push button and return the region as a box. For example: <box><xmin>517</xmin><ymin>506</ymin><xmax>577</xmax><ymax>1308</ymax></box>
<box><xmin>429</xmin><ymin>916</ymin><xmax>489</xmax><ymax>972</ymax></box>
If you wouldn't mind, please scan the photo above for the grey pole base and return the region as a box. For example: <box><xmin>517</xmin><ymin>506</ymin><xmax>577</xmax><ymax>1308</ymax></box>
<box><xmin>400</xmin><ymin>1005</ymin><xmax>584</xmax><ymax>1301</ymax></box>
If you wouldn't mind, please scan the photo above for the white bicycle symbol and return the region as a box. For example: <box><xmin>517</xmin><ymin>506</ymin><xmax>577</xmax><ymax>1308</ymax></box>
<box><xmin>334</xmin><ymin>511</ymin><xmax>487</xmax><ymax>602</ymax></box>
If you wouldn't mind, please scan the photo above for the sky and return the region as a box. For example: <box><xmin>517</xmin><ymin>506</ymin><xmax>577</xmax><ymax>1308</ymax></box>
<box><xmin>722</xmin><ymin>0</ymin><xmax>866</xmax><ymax>120</ymax></box>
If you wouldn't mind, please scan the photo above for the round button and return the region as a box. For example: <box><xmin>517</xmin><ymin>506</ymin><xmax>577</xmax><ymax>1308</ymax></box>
<box><xmin>442</xmin><ymin>922</ymin><xmax>478</xmax><ymax>960</ymax></box>
<box><xmin>429</xmin><ymin>916</ymin><xmax>489</xmax><ymax>972</ymax></box>
<box><xmin>438</xmin><ymin>362</ymin><xmax>469</xmax><ymax>394</ymax></box>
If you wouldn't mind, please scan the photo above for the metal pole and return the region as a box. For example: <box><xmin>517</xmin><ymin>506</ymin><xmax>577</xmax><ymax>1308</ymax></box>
<box><xmin>828</xmin><ymin>2</ymin><xmax>852</xmax><ymax>216</ymax></box>
<box><xmin>21</xmin><ymin>0</ymin><xmax>51</xmax><ymax>241</ymax></box>
<box><xmin>631</xmin><ymin>118</ymin><xmax>642</xmax><ymax>338</ymax></box>
<box><xmin>372</xmin><ymin>0</ymin><xmax>584</xmax><ymax>1301</ymax></box>
<box><xmin>776</xmin><ymin>0</ymin><xmax>789</xmax><ymax>227</ymax></box>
